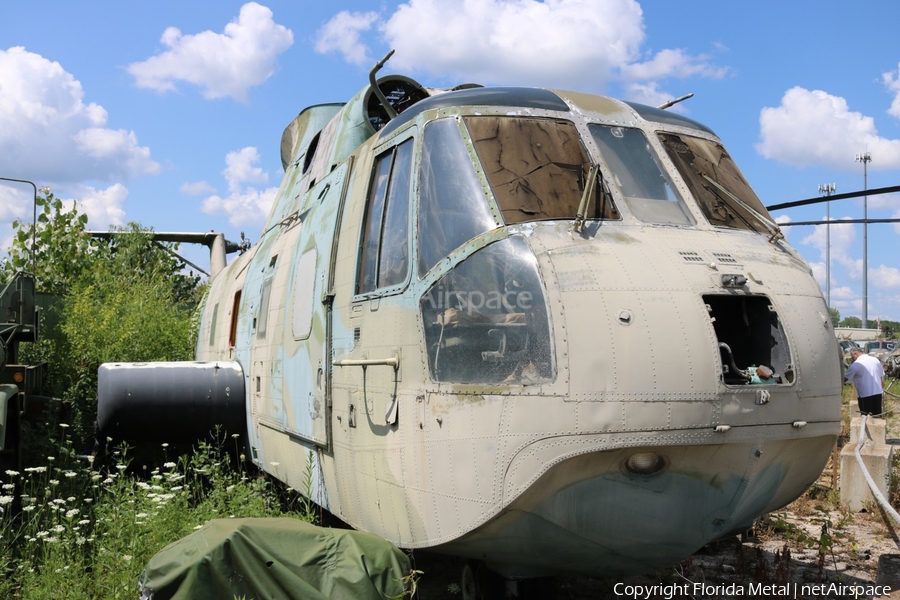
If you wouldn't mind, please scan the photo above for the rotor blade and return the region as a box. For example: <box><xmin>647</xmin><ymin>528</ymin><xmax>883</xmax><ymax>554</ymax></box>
<box><xmin>780</xmin><ymin>217</ymin><xmax>900</xmax><ymax>226</ymax></box>
<box><xmin>766</xmin><ymin>185</ymin><xmax>900</xmax><ymax>211</ymax></box>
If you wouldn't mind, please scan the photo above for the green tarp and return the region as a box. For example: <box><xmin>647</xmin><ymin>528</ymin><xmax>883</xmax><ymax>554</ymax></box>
<box><xmin>138</xmin><ymin>518</ymin><xmax>411</xmax><ymax>600</ymax></box>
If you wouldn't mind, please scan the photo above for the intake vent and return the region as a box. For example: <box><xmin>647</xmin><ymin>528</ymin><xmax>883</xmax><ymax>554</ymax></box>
<box><xmin>679</xmin><ymin>251</ymin><xmax>704</xmax><ymax>263</ymax></box>
<box><xmin>712</xmin><ymin>252</ymin><xmax>739</xmax><ymax>264</ymax></box>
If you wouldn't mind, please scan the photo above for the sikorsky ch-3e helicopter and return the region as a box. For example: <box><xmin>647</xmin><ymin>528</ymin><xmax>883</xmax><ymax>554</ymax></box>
<box><xmin>97</xmin><ymin>52</ymin><xmax>846</xmax><ymax>582</ymax></box>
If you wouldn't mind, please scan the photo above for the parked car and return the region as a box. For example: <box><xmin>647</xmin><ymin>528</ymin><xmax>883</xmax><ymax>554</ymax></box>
<box><xmin>862</xmin><ymin>340</ymin><xmax>895</xmax><ymax>362</ymax></box>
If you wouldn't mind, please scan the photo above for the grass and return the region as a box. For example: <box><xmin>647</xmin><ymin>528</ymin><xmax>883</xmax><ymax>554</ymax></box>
<box><xmin>0</xmin><ymin>427</ymin><xmax>310</xmax><ymax>599</ymax></box>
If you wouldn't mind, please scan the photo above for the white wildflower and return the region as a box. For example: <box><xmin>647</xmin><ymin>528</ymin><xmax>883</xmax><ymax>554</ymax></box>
<box><xmin>4</xmin><ymin>470</ymin><xmax>19</xmax><ymax>477</ymax></box>
<box><xmin>0</xmin><ymin>496</ymin><xmax>13</xmax><ymax>506</ymax></box>
<box><xmin>65</xmin><ymin>508</ymin><xmax>80</xmax><ymax>518</ymax></box>
<box><xmin>163</xmin><ymin>462</ymin><xmax>176</xmax><ymax>469</ymax></box>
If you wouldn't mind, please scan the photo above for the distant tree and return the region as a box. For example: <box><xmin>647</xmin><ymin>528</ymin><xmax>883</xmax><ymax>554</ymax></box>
<box><xmin>2</xmin><ymin>192</ymin><xmax>93</xmax><ymax>294</ymax></box>
<box><xmin>829</xmin><ymin>307</ymin><xmax>840</xmax><ymax>328</ymax></box>
<box><xmin>881</xmin><ymin>320</ymin><xmax>899</xmax><ymax>339</ymax></box>
<box><xmin>840</xmin><ymin>316</ymin><xmax>862</xmax><ymax>329</ymax></box>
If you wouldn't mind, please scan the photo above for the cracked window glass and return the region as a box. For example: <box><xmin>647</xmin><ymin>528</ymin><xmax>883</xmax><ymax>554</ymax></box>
<box><xmin>420</xmin><ymin>237</ymin><xmax>554</xmax><ymax>385</ymax></box>
<box><xmin>589</xmin><ymin>125</ymin><xmax>693</xmax><ymax>226</ymax></box>
<box><xmin>466</xmin><ymin>116</ymin><xmax>618</xmax><ymax>224</ymax></box>
<box><xmin>659</xmin><ymin>133</ymin><xmax>771</xmax><ymax>233</ymax></box>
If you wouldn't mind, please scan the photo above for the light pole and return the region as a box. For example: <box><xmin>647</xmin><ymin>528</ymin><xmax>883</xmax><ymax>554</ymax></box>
<box><xmin>855</xmin><ymin>152</ymin><xmax>871</xmax><ymax>329</ymax></box>
<box><xmin>818</xmin><ymin>183</ymin><xmax>835</xmax><ymax>307</ymax></box>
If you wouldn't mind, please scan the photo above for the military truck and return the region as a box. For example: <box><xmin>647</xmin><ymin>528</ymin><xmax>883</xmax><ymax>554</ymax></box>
<box><xmin>0</xmin><ymin>271</ymin><xmax>49</xmax><ymax>474</ymax></box>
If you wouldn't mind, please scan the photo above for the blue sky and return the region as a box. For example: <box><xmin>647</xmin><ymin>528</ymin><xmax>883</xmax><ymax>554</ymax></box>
<box><xmin>2</xmin><ymin>0</ymin><xmax>900</xmax><ymax>321</ymax></box>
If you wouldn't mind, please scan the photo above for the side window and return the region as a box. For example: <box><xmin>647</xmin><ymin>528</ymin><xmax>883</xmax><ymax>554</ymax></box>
<box><xmin>257</xmin><ymin>278</ymin><xmax>273</xmax><ymax>339</ymax></box>
<box><xmin>291</xmin><ymin>250</ymin><xmax>317</xmax><ymax>340</ymax></box>
<box><xmin>418</xmin><ymin>119</ymin><xmax>496</xmax><ymax>277</ymax></box>
<box><xmin>358</xmin><ymin>138</ymin><xmax>414</xmax><ymax>294</ymax></box>
<box><xmin>208</xmin><ymin>303</ymin><xmax>219</xmax><ymax>347</ymax></box>
<box><xmin>228</xmin><ymin>290</ymin><xmax>242</xmax><ymax>347</ymax></box>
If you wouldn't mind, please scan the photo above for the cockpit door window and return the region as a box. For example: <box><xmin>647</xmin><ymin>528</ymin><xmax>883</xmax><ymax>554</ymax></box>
<box><xmin>358</xmin><ymin>138</ymin><xmax>414</xmax><ymax>294</ymax></box>
<box><xmin>417</xmin><ymin>118</ymin><xmax>497</xmax><ymax>278</ymax></box>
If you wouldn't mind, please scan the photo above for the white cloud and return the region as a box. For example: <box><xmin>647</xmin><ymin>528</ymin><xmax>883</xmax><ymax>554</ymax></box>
<box><xmin>871</xmin><ymin>264</ymin><xmax>900</xmax><ymax>290</ymax></box>
<box><xmin>201</xmin><ymin>147</ymin><xmax>277</xmax><ymax>227</ymax></box>
<box><xmin>62</xmin><ymin>184</ymin><xmax>129</xmax><ymax>230</ymax></box>
<box><xmin>315</xmin><ymin>0</ymin><xmax>724</xmax><ymax>91</ymax></box>
<box><xmin>618</xmin><ymin>48</ymin><xmax>727</xmax><ymax>81</ymax></box>
<box><xmin>756</xmin><ymin>87</ymin><xmax>900</xmax><ymax>170</ymax></box>
<box><xmin>0</xmin><ymin>46</ymin><xmax>160</xmax><ymax>184</ymax></box>
<box><xmin>127</xmin><ymin>2</ymin><xmax>293</xmax><ymax>102</ymax></box>
<box><xmin>621</xmin><ymin>82</ymin><xmax>672</xmax><ymax>109</ymax></box>
<box><xmin>883</xmin><ymin>62</ymin><xmax>900</xmax><ymax>119</ymax></box>
<box><xmin>180</xmin><ymin>181</ymin><xmax>216</xmax><ymax>196</ymax></box>
<box><xmin>314</xmin><ymin>10</ymin><xmax>379</xmax><ymax>67</ymax></box>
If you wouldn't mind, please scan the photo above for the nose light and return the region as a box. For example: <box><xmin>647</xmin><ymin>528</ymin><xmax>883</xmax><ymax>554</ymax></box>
<box><xmin>624</xmin><ymin>452</ymin><xmax>667</xmax><ymax>475</ymax></box>
<box><xmin>721</xmin><ymin>274</ymin><xmax>747</xmax><ymax>288</ymax></box>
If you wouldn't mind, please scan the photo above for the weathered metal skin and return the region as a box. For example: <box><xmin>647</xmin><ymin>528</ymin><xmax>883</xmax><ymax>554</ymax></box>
<box><xmin>186</xmin><ymin>79</ymin><xmax>841</xmax><ymax>578</ymax></box>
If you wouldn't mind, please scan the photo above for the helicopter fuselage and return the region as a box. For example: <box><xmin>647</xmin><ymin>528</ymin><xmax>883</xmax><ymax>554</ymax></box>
<box><xmin>122</xmin><ymin>80</ymin><xmax>842</xmax><ymax>578</ymax></box>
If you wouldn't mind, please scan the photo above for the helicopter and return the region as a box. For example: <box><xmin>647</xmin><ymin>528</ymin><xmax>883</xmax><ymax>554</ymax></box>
<box><xmin>97</xmin><ymin>51</ymin><xmax>846</xmax><ymax>582</ymax></box>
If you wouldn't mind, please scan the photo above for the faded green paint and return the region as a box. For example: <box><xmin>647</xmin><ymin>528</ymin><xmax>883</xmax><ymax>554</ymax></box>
<box><xmin>184</xmin><ymin>75</ymin><xmax>842</xmax><ymax>578</ymax></box>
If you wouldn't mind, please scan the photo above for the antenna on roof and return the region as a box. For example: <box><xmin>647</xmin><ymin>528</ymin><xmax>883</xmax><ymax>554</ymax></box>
<box><xmin>657</xmin><ymin>93</ymin><xmax>694</xmax><ymax>110</ymax></box>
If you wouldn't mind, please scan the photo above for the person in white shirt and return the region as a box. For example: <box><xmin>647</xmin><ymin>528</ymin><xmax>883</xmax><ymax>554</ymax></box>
<box><xmin>844</xmin><ymin>348</ymin><xmax>885</xmax><ymax>415</ymax></box>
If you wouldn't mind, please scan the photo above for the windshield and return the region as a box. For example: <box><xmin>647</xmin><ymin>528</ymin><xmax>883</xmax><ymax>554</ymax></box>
<box><xmin>589</xmin><ymin>125</ymin><xmax>693</xmax><ymax>226</ymax></box>
<box><xmin>466</xmin><ymin>116</ymin><xmax>619</xmax><ymax>224</ymax></box>
<box><xmin>659</xmin><ymin>133</ymin><xmax>774</xmax><ymax>233</ymax></box>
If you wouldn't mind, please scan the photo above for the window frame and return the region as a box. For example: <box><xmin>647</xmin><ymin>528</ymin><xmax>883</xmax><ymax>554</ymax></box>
<box><xmin>354</xmin><ymin>130</ymin><xmax>416</xmax><ymax>299</ymax></box>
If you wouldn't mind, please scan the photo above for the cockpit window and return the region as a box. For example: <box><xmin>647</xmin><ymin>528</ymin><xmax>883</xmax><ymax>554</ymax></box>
<box><xmin>418</xmin><ymin>118</ymin><xmax>497</xmax><ymax>278</ymax></box>
<box><xmin>466</xmin><ymin>117</ymin><xmax>619</xmax><ymax>224</ymax></box>
<box><xmin>659</xmin><ymin>133</ymin><xmax>773</xmax><ymax>233</ymax></box>
<box><xmin>589</xmin><ymin>125</ymin><xmax>693</xmax><ymax>226</ymax></box>
<box><xmin>420</xmin><ymin>237</ymin><xmax>554</xmax><ymax>385</ymax></box>
<box><xmin>358</xmin><ymin>138</ymin><xmax>413</xmax><ymax>294</ymax></box>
